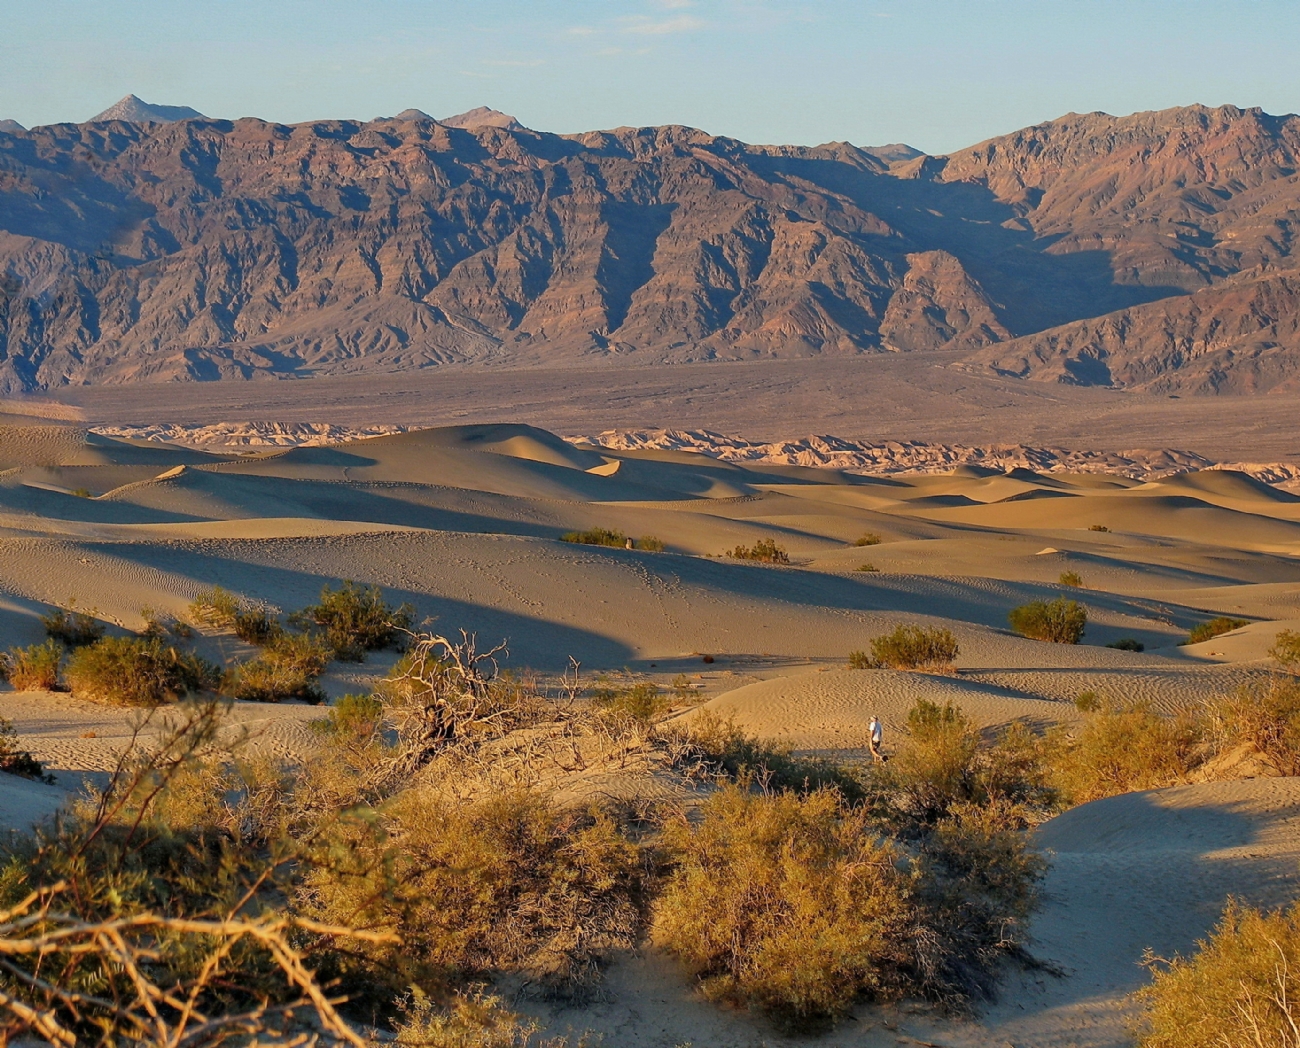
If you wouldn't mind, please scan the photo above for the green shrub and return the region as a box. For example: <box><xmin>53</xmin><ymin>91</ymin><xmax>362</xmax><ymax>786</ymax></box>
<box><xmin>0</xmin><ymin>715</ymin><xmax>52</xmax><ymax>782</ymax></box>
<box><xmin>139</xmin><ymin>606</ymin><xmax>194</xmax><ymax>640</ymax></box>
<box><xmin>1212</xmin><ymin>679</ymin><xmax>1300</xmax><ymax>775</ymax></box>
<box><xmin>593</xmin><ymin>680</ymin><xmax>668</xmax><ymax>724</ymax></box>
<box><xmin>1046</xmin><ymin>703</ymin><xmax>1199</xmax><ymax>805</ymax></box>
<box><xmin>1183</xmin><ymin>616</ymin><xmax>1248</xmax><ymax>646</ymax></box>
<box><xmin>867</xmin><ymin>625</ymin><xmax>959</xmax><ymax>670</ymax></box>
<box><xmin>1106</xmin><ymin>638</ymin><xmax>1144</xmax><ymax>652</ymax></box>
<box><xmin>1138</xmin><ymin>900</ymin><xmax>1300</xmax><ymax>1048</ymax></box>
<box><xmin>1075</xmin><ymin>690</ymin><xmax>1101</xmax><ymax>712</ymax></box>
<box><xmin>727</xmin><ymin>539</ymin><xmax>790</xmax><ymax>564</ymax></box>
<box><xmin>40</xmin><ymin>605</ymin><xmax>105</xmax><ymax>647</ymax></box>
<box><xmin>1058</xmin><ymin>570</ymin><xmax>1083</xmax><ymax>587</ymax></box>
<box><xmin>652</xmin><ymin>785</ymin><xmax>910</xmax><ymax>1028</ymax></box>
<box><xmin>560</xmin><ymin>527</ymin><xmax>626</xmax><ymax>548</ymax></box>
<box><xmin>3</xmin><ymin>640</ymin><xmax>62</xmax><ymax>691</ymax></box>
<box><xmin>187</xmin><ymin>585</ymin><xmax>241</xmax><ymax>629</ymax></box>
<box><xmin>854</xmin><ymin>533</ymin><xmax>882</xmax><ymax>546</ymax></box>
<box><xmin>65</xmin><ymin>637</ymin><xmax>220</xmax><ymax>706</ymax></box>
<box><xmin>637</xmin><ymin>535</ymin><xmax>666</xmax><ymax>552</ymax></box>
<box><xmin>393</xmin><ymin>987</ymin><xmax>560</xmax><ymax>1047</ymax></box>
<box><xmin>1271</xmin><ymin>629</ymin><xmax>1300</xmax><ymax>668</ymax></box>
<box><xmin>225</xmin><ymin>633</ymin><xmax>332</xmax><ymax>704</ymax></box>
<box><xmin>233</xmin><ymin>606</ymin><xmax>282</xmax><ymax>645</ymax></box>
<box><xmin>312</xmin><ymin>693</ymin><xmax>385</xmax><ymax>743</ymax></box>
<box><xmin>1008</xmin><ymin>598</ymin><xmax>1086</xmax><ymax>644</ymax></box>
<box><xmin>289</xmin><ymin>581</ymin><xmax>413</xmax><ymax>660</ymax></box>
<box><xmin>1088</xmin><ymin>524</ymin><xmax>1109</xmax><ymax>532</ymax></box>
<box><xmin>848</xmin><ymin>650</ymin><xmax>871</xmax><ymax>669</ymax></box>
<box><xmin>855</xmin><ymin>562</ymin><xmax>879</xmax><ymax>573</ymax></box>
<box><xmin>70</xmin><ymin>487</ymin><xmax>92</xmax><ymax>498</ymax></box>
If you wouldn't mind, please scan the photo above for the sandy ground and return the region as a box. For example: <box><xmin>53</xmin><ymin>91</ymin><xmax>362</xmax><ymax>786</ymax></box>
<box><xmin>2</xmin><ymin>418</ymin><xmax>1300</xmax><ymax>1045</ymax></box>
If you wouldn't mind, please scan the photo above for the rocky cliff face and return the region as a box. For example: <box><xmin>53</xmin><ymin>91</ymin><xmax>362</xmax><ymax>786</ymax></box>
<box><xmin>0</xmin><ymin>103</ymin><xmax>1298</xmax><ymax>393</ymax></box>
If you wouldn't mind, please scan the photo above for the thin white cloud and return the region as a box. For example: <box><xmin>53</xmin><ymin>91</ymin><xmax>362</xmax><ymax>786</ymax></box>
<box><xmin>620</xmin><ymin>14</ymin><xmax>706</xmax><ymax>34</ymax></box>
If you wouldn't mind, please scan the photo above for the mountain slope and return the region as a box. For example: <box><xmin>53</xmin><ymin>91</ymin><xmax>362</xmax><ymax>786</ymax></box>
<box><xmin>0</xmin><ymin>103</ymin><xmax>1299</xmax><ymax>392</ymax></box>
<box><xmin>88</xmin><ymin>95</ymin><xmax>206</xmax><ymax>123</ymax></box>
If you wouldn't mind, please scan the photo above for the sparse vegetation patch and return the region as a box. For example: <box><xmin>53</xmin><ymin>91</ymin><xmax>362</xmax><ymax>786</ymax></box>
<box><xmin>41</xmin><ymin>604</ymin><xmax>105</xmax><ymax>647</ymax></box>
<box><xmin>863</xmin><ymin>625</ymin><xmax>959</xmax><ymax>670</ymax></box>
<box><xmin>1008</xmin><ymin>598</ymin><xmax>1087</xmax><ymax>644</ymax></box>
<box><xmin>727</xmin><ymin>539</ymin><xmax>790</xmax><ymax>564</ymax></box>
<box><xmin>65</xmin><ymin>636</ymin><xmax>220</xmax><ymax>706</ymax></box>
<box><xmin>1182</xmin><ymin>616</ymin><xmax>1249</xmax><ymax>646</ymax></box>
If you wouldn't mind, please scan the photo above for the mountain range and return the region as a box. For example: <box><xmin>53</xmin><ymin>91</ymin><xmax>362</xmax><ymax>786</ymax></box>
<box><xmin>0</xmin><ymin>100</ymin><xmax>1297</xmax><ymax>393</ymax></box>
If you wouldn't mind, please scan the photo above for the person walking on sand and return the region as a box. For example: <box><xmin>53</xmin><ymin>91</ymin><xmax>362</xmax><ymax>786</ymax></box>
<box><xmin>868</xmin><ymin>715</ymin><xmax>883</xmax><ymax>762</ymax></box>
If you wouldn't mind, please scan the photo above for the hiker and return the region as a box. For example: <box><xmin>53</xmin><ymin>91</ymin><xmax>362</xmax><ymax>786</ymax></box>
<box><xmin>868</xmin><ymin>715</ymin><xmax>884</xmax><ymax>762</ymax></box>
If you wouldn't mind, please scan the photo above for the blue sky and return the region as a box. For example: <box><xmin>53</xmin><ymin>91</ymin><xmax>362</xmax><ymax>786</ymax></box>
<box><xmin>3</xmin><ymin>0</ymin><xmax>1297</xmax><ymax>154</ymax></box>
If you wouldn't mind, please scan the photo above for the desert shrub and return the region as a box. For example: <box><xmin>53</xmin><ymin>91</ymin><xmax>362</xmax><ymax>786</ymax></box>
<box><xmin>1270</xmin><ymin>629</ymin><xmax>1300</xmax><ymax>668</ymax></box>
<box><xmin>0</xmin><ymin>715</ymin><xmax>52</xmax><ymax>782</ymax></box>
<box><xmin>225</xmin><ymin>633</ymin><xmax>332</xmax><ymax>704</ymax></box>
<box><xmin>728</xmin><ymin>539</ymin><xmax>790</xmax><ymax>564</ymax></box>
<box><xmin>70</xmin><ymin>486</ymin><xmax>92</xmax><ymax>498</ymax></box>
<box><xmin>40</xmin><ymin>605</ymin><xmax>104</xmax><ymax>646</ymax></box>
<box><xmin>1075</xmin><ymin>690</ymin><xmax>1101</xmax><ymax>712</ymax></box>
<box><xmin>1107</xmin><ymin>638</ymin><xmax>1145</xmax><ymax>651</ymax></box>
<box><xmin>302</xmin><ymin>788</ymin><xmax>643</xmax><ymax>1000</ymax></box>
<box><xmin>1137</xmin><ymin>899</ymin><xmax>1300</xmax><ymax>1048</ymax></box>
<box><xmin>854</xmin><ymin>532</ymin><xmax>882</xmax><ymax>546</ymax></box>
<box><xmin>187</xmin><ymin>585</ymin><xmax>241</xmax><ymax>629</ymax></box>
<box><xmin>560</xmin><ymin>527</ymin><xmax>626</xmax><ymax>548</ymax></box>
<box><xmin>233</xmin><ymin>605</ymin><xmax>283</xmax><ymax>644</ymax></box>
<box><xmin>290</xmin><ymin>580</ymin><xmax>413</xmax><ymax>659</ymax></box>
<box><xmin>848</xmin><ymin>650</ymin><xmax>871</xmax><ymax>669</ymax></box>
<box><xmin>1183</xmin><ymin>616</ymin><xmax>1249</xmax><ymax>645</ymax></box>
<box><xmin>1211</xmin><ymin>679</ymin><xmax>1300</xmax><ymax>775</ymax></box>
<box><xmin>637</xmin><ymin>535</ymin><xmax>665</xmax><ymax>552</ymax></box>
<box><xmin>312</xmin><ymin>692</ymin><xmax>385</xmax><ymax>743</ymax></box>
<box><xmin>65</xmin><ymin>636</ymin><xmax>220</xmax><ymax>706</ymax></box>
<box><xmin>1046</xmin><ymin>702</ymin><xmax>1199</xmax><ymax>805</ymax></box>
<box><xmin>663</xmin><ymin>710</ymin><xmax>866</xmax><ymax>800</ymax></box>
<box><xmin>1058</xmin><ymin>570</ymin><xmax>1083</xmax><ymax>587</ymax></box>
<box><xmin>394</xmin><ymin>986</ymin><xmax>569</xmax><ymax>1047</ymax></box>
<box><xmin>593</xmin><ymin>680</ymin><xmax>669</xmax><ymax>724</ymax></box>
<box><xmin>855</xmin><ymin>562</ymin><xmax>880</xmax><ymax>573</ymax></box>
<box><xmin>1008</xmin><ymin>598</ymin><xmax>1086</xmax><ymax>644</ymax></box>
<box><xmin>653</xmin><ymin>785</ymin><xmax>910</xmax><ymax>1028</ymax></box>
<box><xmin>1088</xmin><ymin>524</ymin><xmax>1109</xmax><ymax>532</ymax></box>
<box><xmin>867</xmin><ymin>625</ymin><xmax>959</xmax><ymax>670</ymax></box>
<box><xmin>138</xmin><ymin>605</ymin><xmax>195</xmax><ymax>640</ymax></box>
<box><xmin>3</xmin><ymin>640</ymin><xmax>62</xmax><ymax>691</ymax></box>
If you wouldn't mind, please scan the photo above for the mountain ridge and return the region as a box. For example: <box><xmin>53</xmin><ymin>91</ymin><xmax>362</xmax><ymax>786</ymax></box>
<box><xmin>0</xmin><ymin>102</ymin><xmax>1298</xmax><ymax>393</ymax></box>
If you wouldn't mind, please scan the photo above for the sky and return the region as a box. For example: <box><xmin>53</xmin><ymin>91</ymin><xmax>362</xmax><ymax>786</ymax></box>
<box><xmin>2</xmin><ymin>0</ymin><xmax>1298</xmax><ymax>155</ymax></box>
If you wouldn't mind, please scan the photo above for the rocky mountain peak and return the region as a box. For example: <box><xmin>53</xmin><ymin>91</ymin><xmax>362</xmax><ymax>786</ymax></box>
<box><xmin>439</xmin><ymin>106</ymin><xmax>525</xmax><ymax>130</ymax></box>
<box><xmin>88</xmin><ymin>94</ymin><xmax>205</xmax><ymax>124</ymax></box>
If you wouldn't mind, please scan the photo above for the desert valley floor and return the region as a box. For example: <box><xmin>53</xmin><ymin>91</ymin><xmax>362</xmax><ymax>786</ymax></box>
<box><xmin>3</xmin><ymin>373</ymin><xmax>1300</xmax><ymax>1046</ymax></box>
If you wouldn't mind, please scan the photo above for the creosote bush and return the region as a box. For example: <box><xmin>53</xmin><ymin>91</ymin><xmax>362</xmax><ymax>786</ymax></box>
<box><xmin>312</xmin><ymin>692</ymin><xmax>386</xmax><ymax>744</ymax></box>
<box><xmin>187</xmin><ymin>585</ymin><xmax>241</xmax><ymax>629</ymax></box>
<box><xmin>1138</xmin><ymin>900</ymin><xmax>1300</xmax><ymax>1048</ymax></box>
<box><xmin>289</xmin><ymin>580</ymin><xmax>413</xmax><ymax>660</ymax></box>
<box><xmin>1106</xmin><ymin>638</ymin><xmax>1144</xmax><ymax>652</ymax></box>
<box><xmin>1008</xmin><ymin>598</ymin><xmax>1087</xmax><ymax>644</ymax></box>
<box><xmin>854</xmin><ymin>532</ymin><xmax>882</xmax><ymax>546</ymax></box>
<box><xmin>865</xmin><ymin>625</ymin><xmax>959</xmax><ymax>671</ymax></box>
<box><xmin>727</xmin><ymin>539</ymin><xmax>790</xmax><ymax>564</ymax></box>
<box><xmin>1271</xmin><ymin>628</ymin><xmax>1300</xmax><ymax>668</ymax></box>
<box><xmin>1183</xmin><ymin>616</ymin><xmax>1249</xmax><ymax>646</ymax></box>
<box><xmin>0</xmin><ymin>715</ymin><xmax>51</xmax><ymax>782</ymax></box>
<box><xmin>1088</xmin><ymin>524</ymin><xmax>1110</xmax><ymax>532</ymax></box>
<box><xmin>65</xmin><ymin>636</ymin><xmax>220</xmax><ymax>706</ymax></box>
<box><xmin>233</xmin><ymin>605</ymin><xmax>283</xmax><ymax>644</ymax></box>
<box><xmin>394</xmin><ymin>987</ymin><xmax>572</xmax><ymax>1047</ymax></box>
<box><xmin>1058</xmin><ymin>570</ymin><xmax>1083</xmax><ymax>587</ymax></box>
<box><xmin>40</xmin><ymin>604</ymin><xmax>105</xmax><ymax>646</ymax></box>
<box><xmin>856</xmin><ymin>562</ymin><xmax>880</xmax><ymax>573</ymax></box>
<box><xmin>637</xmin><ymin>535</ymin><xmax>666</xmax><ymax>552</ymax></box>
<box><xmin>559</xmin><ymin>527</ymin><xmax>626</xmax><ymax>548</ymax></box>
<box><xmin>225</xmin><ymin>632</ymin><xmax>332</xmax><ymax>704</ymax></box>
<box><xmin>3</xmin><ymin>640</ymin><xmax>62</xmax><ymax>691</ymax></box>
<box><xmin>593</xmin><ymin>680</ymin><xmax>669</xmax><ymax>724</ymax></box>
<box><xmin>653</xmin><ymin>785</ymin><xmax>910</xmax><ymax>1029</ymax></box>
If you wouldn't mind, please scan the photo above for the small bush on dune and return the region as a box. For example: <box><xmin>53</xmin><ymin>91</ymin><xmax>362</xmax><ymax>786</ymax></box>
<box><xmin>139</xmin><ymin>606</ymin><xmax>195</xmax><ymax>640</ymax></box>
<box><xmin>1059</xmin><ymin>570</ymin><xmax>1083</xmax><ymax>587</ymax></box>
<box><xmin>1008</xmin><ymin>598</ymin><xmax>1087</xmax><ymax>644</ymax></box>
<box><xmin>593</xmin><ymin>680</ymin><xmax>669</xmax><ymax>724</ymax></box>
<box><xmin>65</xmin><ymin>637</ymin><xmax>220</xmax><ymax>706</ymax></box>
<box><xmin>394</xmin><ymin>987</ymin><xmax>566</xmax><ymax>1047</ymax></box>
<box><xmin>1075</xmin><ymin>690</ymin><xmax>1101</xmax><ymax>712</ymax></box>
<box><xmin>1088</xmin><ymin>524</ymin><xmax>1109</xmax><ymax>532</ymax></box>
<box><xmin>0</xmin><ymin>715</ymin><xmax>52</xmax><ymax>782</ymax></box>
<box><xmin>1107</xmin><ymin>638</ymin><xmax>1144</xmax><ymax>652</ymax></box>
<box><xmin>653</xmin><ymin>785</ymin><xmax>910</xmax><ymax>1029</ymax></box>
<box><xmin>187</xmin><ymin>585</ymin><xmax>241</xmax><ymax>629</ymax></box>
<box><xmin>1212</xmin><ymin>679</ymin><xmax>1300</xmax><ymax>775</ymax></box>
<box><xmin>290</xmin><ymin>580</ymin><xmax>413</xmax><ymax>660</ymax></box>
<box><xmin>225</xmin><ymin>633</ymin><xmax>332</xmax><ymax>704</ymax></box>
<box><xmin>312</xmin><ymin>692</ymin><xmax>385</xmax><ymax>743</ymax></box>
<box><xmin>727</xmin><ymin>539</ymin><xmax>790</xmax><ymax>564</ymax></box>
<box><xmin>637</xmin><ymin>535</ymin><xmax>666</xmax><ymax>552</ymax></box>
<box><xmin>1183</xmin><ymin>616</ymin><xmax>1249</xmax><ymax>646</ymax></box>
<box><xmin>1138</xmin><ymin>899</ymin><xmax>1300</xmax><ymax>1048</ymax></box>
<box><xmin>1046</xmin><ymin>702</ymin><xmax>1199</xmax><ymax>805</ymax></box>
<box><xmin>3</xmin><ymin>640</ymin><xmax>62</xmax><ymax>691</ymax></box>
<box><xmin>854</xmin><ymin>532</ymin><xmax>882</xmax><ymax>546</ymax></box>
<box><xmin>1270</xmin><ymin>628</ymin><xmax>1300</xmax><ymax>668</ymax></box>
<box><xmin>40</xmin><ymin>605</ymin><xmax>105</xmax><ymax>647</ymax></box>
<box><xmin>560</xmin><ymin>527</ymin><xmax>626</xmax><ymax>548</ymax></box>
<box><xmin>866</xmin><ymin>625</ymin><xmax>959</xmax><ymax>671</ymax></box>
<box><xmin>855</xmin><ymin>562</ymin><xmax>879</xmax><ymax>573</ymax></box>
<box><xmin>233</xmin><ymin>605</ymin><xmax>283</xmax><ymax>645</ymax></box>
<box><xmin>848</xmin><ymin>650</ymin><xmax>871</xmax><ymax>669</ymax></box>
